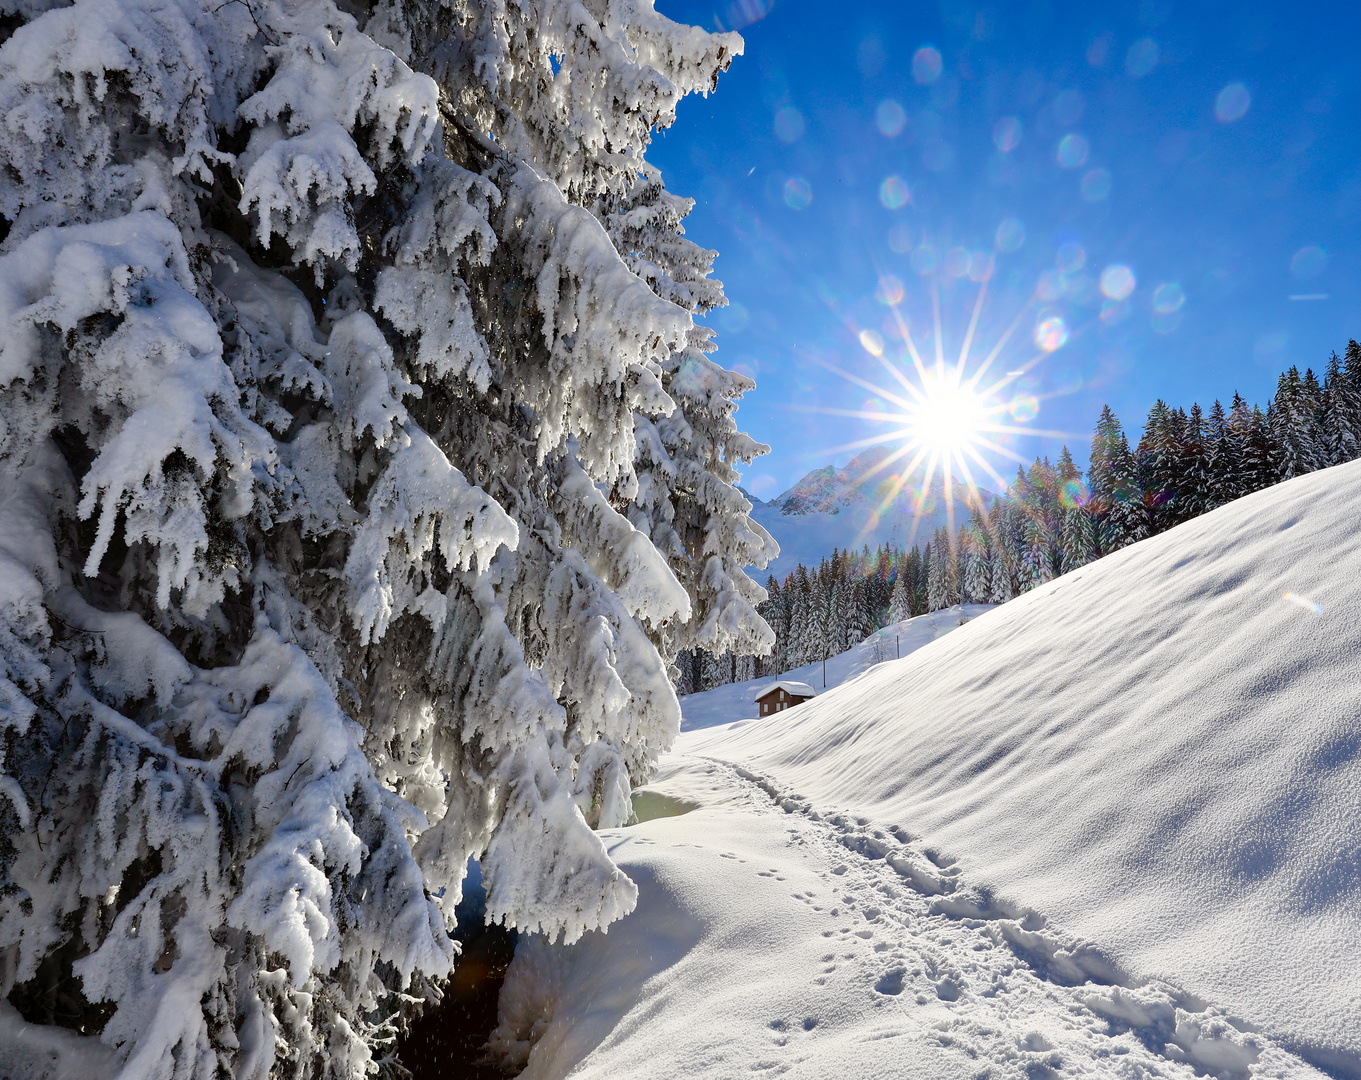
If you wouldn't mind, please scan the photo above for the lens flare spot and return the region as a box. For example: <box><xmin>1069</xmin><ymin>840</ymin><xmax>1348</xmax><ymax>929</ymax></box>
<box><xmin>1034</xmin><ymin>316</ymin><xmax>1069</xmax><ymax>352</ymax></box>
<box><xmin>993</xmin><ymin>116</ymin><xmax>1022</xmax><ymax>152</ymax></box>
<box><xmin>1081</xmin><ymin>168</ymin><xmax>1112</xmax><ymax>201</ymax></box>
<box><xmin>1283</xmin><ymin>592</ymin><xmax>1323</xmax><ymax>615</ymax></box>
<box><xmin>1059</xmin><ymin>477</ymin><xmax>1090</xmax><ymax>509</ymax></box>
<box><xmin>1125</xmin><ymin>38</ymin><xmax>1160</xmax><ymax>78</ymax></box>
<box><xmin>1087</xmin><ymin>32</ymin><xmax>1113</xmax><ymax>68</ymax></box>
<box><xmin>995</xmin><ymin>218</ymin><xmax>1025</xmax><ymax>252</ymax></box>
<box><xmin>1100</xmin><ymin>264</ymin><xmax>1136</xmax><ymax>300</ymax></box>
<box><xmin>875</xmin><ymin>100</ymin><xmax>907</xmax><ymax>137</ymax></box>
<box><xmin>1101</xmin><ymin>298</ymin><xmax>1130</xmax><ymax>324</ymax></box>
<box><xmin>1290</xmin><ymin>245</ymin><xmax>1328</xmax><ymax>280</ymax></box>
<box><xmin>783</xmin><ymin>176</ymin><xmax>812</xmax><ymax>209</ymax></box>
<box><xmin>859</xmin><ymin>329</ymin><xmax>885</xmax><ymax>356</ymax></box>
<box><xmin>719</xmin><ymin>302</ymin><xmax>750</xmax><ymax>331</ymax></box>
<box><xmin>1215</xmin><ymin>83</ymin><xmax>1251</xmax><ymax>123</ymax></box>
<box><xmin>911</xmin><ymin>244</ymin><xmax>937</xmax><ymax>275</ymax></box>
<box><xmin>1037</xmin><ymin>270</ymin><xmax>1065</xmax><ymax>301</ymax></box>
<box><xmin>774</xmin><ymin>107</ymin><xmax>806</xmax><ymax>143</ymax></box>
<box><xmin>1152</xmin><ymin>282</ymin><xmax>1185</xmax><ymax>314</ymax></box>
<box><xmin>875</xmin><ymin>275</ymin><xmax>905</xmax><ymax>306</ymax></box>
<box><xmin>1057</xmin><ymin>242</ymin><xmax>1086</xmax><ymax>273</ymax></box>
<box><xmin>879</xmin><ymin>175</ymin><xmax>911</xmax><ymax>209</ymax></box>
<box><xmin>713</xmin><ymin>0</ymin><xmax>774</xmax><ymax>32</ymax></box>
<box><xmin>913</xmin><ymin>46</ymin><xmax>943</xmax><ymax>85</ymax></box>
<box><xmin>944</xmin><ymin>247</ymin><xmax>972</xmax><ymax>278</ymax></box>
<box><xmin>1057</xmin><ymin>134</ymin><xmax>1089</xmax><ymax>168</ymax></box>
<box><xmin>968</xmin><ymin>253</ymin><xmax>995</xmax><ymax>282</ymax></box>
<box><xmin>1009</xmin><ymin>393</ymin><xmax>1040</xmax><ymax>422</ymax></box>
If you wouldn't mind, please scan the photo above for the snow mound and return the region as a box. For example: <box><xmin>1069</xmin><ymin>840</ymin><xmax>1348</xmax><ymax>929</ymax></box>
<box><xmin>689</xmin><ymin>461</ymin><xmax>1361</xmax><ymax>1074</ymax></box>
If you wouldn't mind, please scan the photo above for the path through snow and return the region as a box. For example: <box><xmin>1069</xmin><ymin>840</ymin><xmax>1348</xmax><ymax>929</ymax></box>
<box><xmin>495</xmin><ymin>751</ymin><xmax>1325</xmax><ymax>1080</ymax></box>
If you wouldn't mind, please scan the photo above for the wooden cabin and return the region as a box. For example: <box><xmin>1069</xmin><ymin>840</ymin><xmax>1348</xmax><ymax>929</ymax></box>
<box><xmin>755</xmin><ymin>681</ymin><xmax>816</xmax><ymax>717</ymax></box>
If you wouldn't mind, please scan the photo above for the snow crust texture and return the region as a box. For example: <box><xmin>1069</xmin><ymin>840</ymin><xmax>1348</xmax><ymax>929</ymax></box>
<box><xmin>496</xmin><ymin>464</ymin><xmax>1361</xmax><ymax>1079</ymax></box>
<box><xmin>691</xmin><ymin>461</ymin><xmax>1361</xmax><ymax>1073</ymax></box>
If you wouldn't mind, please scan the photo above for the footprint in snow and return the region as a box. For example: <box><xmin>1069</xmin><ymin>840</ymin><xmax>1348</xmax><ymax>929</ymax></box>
<box><xmin>874</xmin><ymin>969</ymin><xmax>906</xmax><ymax>996</ymax></box>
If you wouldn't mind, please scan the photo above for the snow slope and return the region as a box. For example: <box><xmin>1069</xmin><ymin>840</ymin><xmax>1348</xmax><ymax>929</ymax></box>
<box><xmin>495</xmin><ymin>461</ymin><xmax>1361</xmax><ymax>1079</ymax></box>
<box><xmin>679</xmin><ymin>605</ymin><xmax>995</xmax><ymax>730</ymax></box>
<box><xmin>750</xmin><ymin>445</ymin><xmax>995</xmax><ymax>580</ymax></box>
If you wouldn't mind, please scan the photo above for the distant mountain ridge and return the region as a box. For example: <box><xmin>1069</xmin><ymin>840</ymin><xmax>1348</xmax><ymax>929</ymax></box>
<box><xmin>749</xmin><ymin>445</ymin><xmax>996</xmax><ymax>581</ymax></box>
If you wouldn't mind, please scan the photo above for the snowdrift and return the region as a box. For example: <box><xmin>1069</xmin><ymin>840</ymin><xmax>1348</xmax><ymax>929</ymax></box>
<box><xmin>688</xmin><ymin>461</ymin><xmax>1361</xmax><ymax>1073</ymax></box>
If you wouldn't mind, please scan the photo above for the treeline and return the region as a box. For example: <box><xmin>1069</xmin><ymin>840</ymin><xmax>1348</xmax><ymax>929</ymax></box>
<box><xmin>676</xmin><ymin>340</ymin><xmax>1361</xmax><ymax>695</ymax></box>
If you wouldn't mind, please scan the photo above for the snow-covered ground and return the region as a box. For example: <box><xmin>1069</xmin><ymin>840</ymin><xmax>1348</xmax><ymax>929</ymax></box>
<box><xmin>494</xmin><ymin>462</ymin><xmax>1361</xmax><ymax>1079</ymax></box>
<box><xmin>679</xmin><ymin>604</ymin><xmax>996</xmax><ymax>731</ymax></box>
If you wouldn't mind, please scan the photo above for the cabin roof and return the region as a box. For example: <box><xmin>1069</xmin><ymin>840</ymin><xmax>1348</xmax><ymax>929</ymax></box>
<box><xmin>754</xmin><ymin>681</ymin><xmax>817</xmax><ymax>702</ymax></box>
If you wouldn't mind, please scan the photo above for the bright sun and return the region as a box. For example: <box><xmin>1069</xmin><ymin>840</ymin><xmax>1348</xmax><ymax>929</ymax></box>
<box><xmin>803</xmin><ymin>269</ymin><xmax>1068</xmax><ymax>548</ymax></box>
<box><xmin>909</xmin><ymin>374</ymin><xmax>987</xmax><ymax>455</ymax></box>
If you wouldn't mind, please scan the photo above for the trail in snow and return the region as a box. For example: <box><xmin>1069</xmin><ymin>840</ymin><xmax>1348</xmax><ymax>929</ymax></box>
<box><xmin>701</xmin><ymin>757</ymin><xmax>1313</xmax><ymax>1079</ymax></box>
<box><xmin>494</xmin><ymin>751</ymin><xmax>1328</xmax><ymax>1080</ymax></box>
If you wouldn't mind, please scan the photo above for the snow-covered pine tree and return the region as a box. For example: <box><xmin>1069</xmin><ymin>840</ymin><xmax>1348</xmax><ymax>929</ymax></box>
<box><xmin>1106</xmin><ymin>430</ymin><xmax>1148</xmax><ymax>551</ymax></box>
<box><xmin>789</xmin><ymin>566</ymin><xmax>808</xmax><ymax>666</ymax></box>
<box><xmin>1220</xmin><ymin>392</ymin><xmax>1260</xmax><ymax>503</ymax></box>
<box><xmin>1136</xmin><ymin>400</ymin><xmax>1181</xmax><ymax>533</ymax></box>
<box><xmin>986</xmin><ymin>499</ymin><xmax>1021</xmax><ymax>603</ymax></box>
<box><xmin>1058</xmin><ymin>442</ymin><xmax>1099</xmax><ymax>573</ymax></box>
<box><xmin>961</xmin><ymin>509</ymin><xmax>992</xmax><ymax>602</ymax></box>
<box><xmin>1320</xmin><ymin>352</ymin><xmax>1359</xmax><ymax>466</ymax></box>
<box><xmin>1269</xmin><ymin>367</ymin><xmax>1323</xmax><ymax>480</ymax></box>
<box><xmin>608</xmin><ymin>161</ymin><xmax>777</xmax><ymax>670</ymax></box>
<box><xmin>1180</xmin><ymin>403</ymin><xmax>1210</xmax><ymax>521</ymax></box>
<box><xmin>889</xmin><ymin>566</ymin><xmax>912</xmax><ymax>622</ymax></box>
<box><xmin>0</xmin><ymin>1</ymin><xmax>765</xmax><ymax>1075</ymax></box>
<box><xmin>1204</xmin><ymin>399</ymin><xmax>1231</xmax><ymax>509</ymax></box>
<box><xmin>700</xmin><ymin>649</ymin><xmax>731</xmax><ymax>691</ymax></box>
<box><xmin>1242</xmin><ymin>402</ymin><xmax>1278</xmax><ymax>493</ymax></box>
<box><xmin>1017</xmin><ymin>459</ymin><xmax>1061</xmax><ymax>589</ymax></box>
<box><xmin>1085</xmin><ymin>405</ymin><xmax>1124</xmax><ymax>550</ymax></box>
<box><xmin>673</xmin><ymin>649</ymin><xmax>698</xmax><ymax>695</ymax></box>
<box><xmin>756</xmin><ymin>575</ymin><xmax>787</xmax><ymax>676</ymax></box>
<box><xmin>925</xmin><ymin>529</ymin><xmax>959</xmax><ymax>610</ymax></box>
<box><xmin>1346</xmin><ymin>340</ymin><xmax>1361</xmax><ymax>441</ymax></box>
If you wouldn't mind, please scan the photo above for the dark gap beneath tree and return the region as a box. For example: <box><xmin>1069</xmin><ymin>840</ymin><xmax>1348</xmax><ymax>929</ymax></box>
<box><xmin>398</xmin><ymin>859</ymin><xmax>519</xmax><ymax>1080</ymax></box>
<box><xmin>398</xmin><ymin>921</ymin><xmax>518</xmax><ymax>1080</ymax></box>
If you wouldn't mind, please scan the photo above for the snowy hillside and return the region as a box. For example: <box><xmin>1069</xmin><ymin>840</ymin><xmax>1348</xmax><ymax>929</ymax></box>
<box><xmin>492</xmin><ymin>461</ymin><xmax>1361</xmax><ymax>1080</ymax></box>
<box><xmin>750</xmin><ymin>445</ymin><xmax>996</xmax><ymax>580</ymax></box>
<box><xmin>679</xmin><ymin>605</ymin><xmax>995</xmax><ymax>730</ymax></box>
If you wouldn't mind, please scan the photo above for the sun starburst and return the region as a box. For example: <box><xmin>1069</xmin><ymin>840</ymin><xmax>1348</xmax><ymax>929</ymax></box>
<box><xmin>797</xmin><ymin>270</ymin><xmax>1075</xmax><ymax>550</ymax></box>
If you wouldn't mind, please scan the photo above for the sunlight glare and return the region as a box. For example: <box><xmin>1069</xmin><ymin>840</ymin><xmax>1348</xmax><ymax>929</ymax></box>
<box><xmin>910</xmin><ymin>374</ymin><xmax>986</xmax><ymax>455</ymax></box>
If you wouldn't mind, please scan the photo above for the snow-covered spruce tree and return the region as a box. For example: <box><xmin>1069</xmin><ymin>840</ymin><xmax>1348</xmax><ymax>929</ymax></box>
<box><xmin>0</xmin><ymin>1</ymin><xmax>769</xmax><ymax>1076</ymax></box>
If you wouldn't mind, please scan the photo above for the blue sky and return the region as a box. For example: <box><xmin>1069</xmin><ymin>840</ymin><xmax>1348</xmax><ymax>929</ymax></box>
<box><xmin>649</xmin><ymin>0</ymin><xmax>1361</xmax><ymax>500</ymax></box>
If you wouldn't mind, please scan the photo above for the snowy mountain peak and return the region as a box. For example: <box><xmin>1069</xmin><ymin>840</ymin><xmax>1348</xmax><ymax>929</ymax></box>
<box><xmin>751</xmin><ymin>446</ymin><xmax>996</xmax><ymax>579</ymax></box>
<box><xmin>772</xmin><ymin>445</ymin><xmax>991</xmax><ymax>518</ymax></box>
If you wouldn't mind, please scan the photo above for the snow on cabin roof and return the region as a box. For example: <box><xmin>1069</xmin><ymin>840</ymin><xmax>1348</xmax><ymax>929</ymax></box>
<box><xmin>754</xmin><ymin>681</ymin><xmax>817</xmax><ymax>701</ymax></box>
